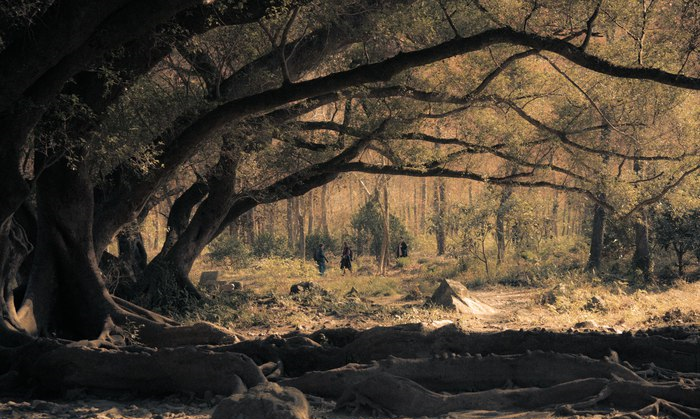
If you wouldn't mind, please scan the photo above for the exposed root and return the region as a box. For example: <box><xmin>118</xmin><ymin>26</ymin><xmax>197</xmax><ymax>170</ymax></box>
<box><xmin>335</xmin><ymin>373</ymin><xmax>700</xmax><ymax>418</ymax></box>
<box><xmin>282</xmin><ymin>351</ymin><xmax>646</xmax><ymax>398</ymax></box>
<box><xmin>229</xmin><ymin>323</ymin><xmax>700</xmax><ymax>376</ymax></box>
<box><xmin>335</xmin><ymin>373</ymin><xmax>610</xmax><ymax>417</ymax></box>
<box><xmin>2</xmin><ymin>338</ymin><xmax>266</xmax><ymax>396</ymax></box>
<box><xmin>564</xmin><ymin>379</ymin><xmax>700</xmax><ymax>411</ymax></box>
<box><xmin>110</xmin><ymin>300</ymin><xmax>240</xmax><ymax>348</ymax></box>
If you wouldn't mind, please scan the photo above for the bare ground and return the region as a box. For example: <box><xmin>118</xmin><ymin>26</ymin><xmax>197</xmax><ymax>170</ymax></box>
<box><xmin>2</xmin><ymin>277</ymin><xmax>698</xmax><ymax>419</ymax></box>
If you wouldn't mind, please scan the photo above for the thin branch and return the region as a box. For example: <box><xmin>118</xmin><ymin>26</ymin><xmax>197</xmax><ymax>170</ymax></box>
<box><xmin>622</xmin><ymin>164</ymin><xmax>700</xmax><ymax>218</ymax></box>
<box><xmin>438</xmin><ymin>0</ymin><xmax>461</xmax><ymax>38</ymax></box>
<box><xmin>500</xmin><ymin>97</ymin><xmax>688</xmax><ymax>161</ymax></box>
<box><xmin>522</xmin><ymin>1</ymin><xmax>540</xmax><ymax>32</ymax></box>
<box><xmin>468</xmin><ymin>0</ymin><xmax>506</xmax><ymax>27</ymax></box>
<box><xmin>336</xmin><ymin>162</ymin><xmax>614</xmax><ymax>210</ymax></box>
<box><xmin>580</xmin><ymin>0</ymin><xmax>603</xmax><ymax>51</ymax></box>
<box><xmin>280</xmin><ymin>7</ymin><xmax>300</xmax><ymax>84</ymax></box>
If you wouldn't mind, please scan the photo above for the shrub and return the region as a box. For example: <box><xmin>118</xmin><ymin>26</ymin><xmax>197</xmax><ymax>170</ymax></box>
<box><xmin>305</xmin><ymin>231</ymin><xmax>339</xmax><ymax>259</ymax></box>
<box><xmin>207</xmin><ymin>234</ymin><xmax>250</xmax><ymax>267</ymax></box>
<box><xmin>350</xmin><ymin>199</ymin><xmax>409</xmax><ymax>258</ymax></box>
<box><xmin>252</xmin><ymin>232</ymin><xmax>290</xmax><ymax>258</ymax></box>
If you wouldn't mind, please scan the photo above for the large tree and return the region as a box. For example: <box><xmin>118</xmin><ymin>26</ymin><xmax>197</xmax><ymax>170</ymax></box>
<box><xmin>0</xmin><ymin>0</ymin><xmax>699</xmax><ymax>398</ymax></box>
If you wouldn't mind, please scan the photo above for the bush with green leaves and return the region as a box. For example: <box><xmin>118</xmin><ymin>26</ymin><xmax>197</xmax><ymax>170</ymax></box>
<box><xmin>207</xmin><ymin>234</ymin><xmax>250</xmax><ymax>267</ymax></box>
<box><xmin>351</xmin><ymin>198</ymin><xmax>409</xmax><ymax>259</ymax></box>
<box><xmin>654</xmin><ymin>204</ymin><xmax>700</xmax><ymax>277</ymax></box>
<box><xmin>252</xmin><ymin>232</ymin><xmax>291</xmax><ymax>258</ymax></box>
<box><xmin>305</xmin><ymin>231</ymin><xmax>339</xmax><ymax>259</ymax></box>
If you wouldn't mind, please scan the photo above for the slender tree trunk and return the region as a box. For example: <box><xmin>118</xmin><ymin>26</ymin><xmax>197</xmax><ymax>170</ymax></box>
<box><xmin>495</xmin><ymin>183</ymin><xmax>513</xmax><ymax>266</ymax></box>
<box><xmin>379</xmin><ymin>180</ymin><xmax>390</xmax><ymax>275</ymax></box>
<box><xmin>481</xmin><ymin>235</ymin><xmax>490</xmax><ymax>277</ymax></box>
<box><xmin>551</xmin><ymin>190</ymin><xmax>559</xmax><ymax>238</ymax></box>
<box><xmin>434</xmin><ymin>179</ymin><xmax>446</xmax><ymax>256</ymax></box>
<box><xmin>420</xmin><ymin>179</ymin><xmax>427</xmax><ymax>234</ymax></box>
<box><xmin>287</xmin><ymin>199</ymin><xmax>295</xmax><ymax>249</ymax></box>
<box><xmin>585</xmin><ymin>196</ymin><xmax>606</xmax><ymax>273</ymax></box>
<box><xmin>320</xmin><ymin>184</ymin><xmax>329</xmax><ymax>236</ymax></box>
<box><xmin>307</xmin><ymin>191</ymin><xmax>314</xmax><ymax>236</ymax></box>
<box><xmin>632</xmin><ymin>158</ymin><xmax>652</xmax><ymax>282</ymax></box>
<box><xmin>632</xmin><ymin>211</ymin><xmax>652</xmax><ymax>280</ymax></box>
<box><xmin>674</xmin><ymin>245</ymin><xmax>685</xmax><ymax>277</ymax></box>
<box><xmin>413</xmin><ymin>183</ymin><xmax>418</xmax><ymax>232</ymax></box>
<box><xmin>297</xmin><ymin>200</ymin><xmax>305</xmax><ymax>259</ymax></box>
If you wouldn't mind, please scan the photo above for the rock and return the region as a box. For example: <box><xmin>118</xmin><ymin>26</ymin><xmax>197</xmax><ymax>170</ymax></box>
<box><xmin>290</xmin><ymin>281</ymin><xmax>328</xmax><ymax>296</ymax></box>
<box><xmin>344</xmin><ymin>287</ymin><xmax>365</xmax><ymax>302</ymax></box>
<box><xmin>573</xmin><ymin>320</ymin><xmax>599</xmax><ymax>330</ymax></box>
<box><xmin>402</xmin><ymin>287</ymin><xmax>423</xmax><ymax>301</ymax></box>
<box><xmin>430</xmin><ymin>279</ymin><xmax>496</xmax><ymax>315</ymax></box>
<box><xmin>211</xmin><ymin>383</ymin><xmax>309</xmax><ymax>419</ymax></box>
<box><xmin>199</xmin><ymin>271</ymin><xmax>219</xmax><ymax>287</ymax></box>
<box><xmin>584</xmin><ymin>295</ymin><xmax>606</xmax><ymax>312</ymax></box>
<box><xmin>539</xmin><ymin>284</ymin><xmax>566</xmax><ymax>305</ymax></box>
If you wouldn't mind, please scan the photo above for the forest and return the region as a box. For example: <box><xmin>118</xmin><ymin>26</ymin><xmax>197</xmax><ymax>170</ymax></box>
<box><xmin>0</xmin><ymin>1</ymin><xmax>699</xmax><ymax>418</ymax></box>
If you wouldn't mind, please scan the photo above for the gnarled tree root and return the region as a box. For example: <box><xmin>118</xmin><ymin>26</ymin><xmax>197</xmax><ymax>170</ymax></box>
<box><xmin>0</xmin><ymin>338</ymin><xmax>265</xmax><ymax>396</ymax></box>
<box><xmin>227</xmin><ymin>323</ymin><xmax>700</xmax><ymax>376</ymax></box>
<box><xmin>336</xmin><ymin>373</ymin><xmax>700</xmax><ymax>418</ymax></box>
<box><xmin>282</xmin><ymin>351</ymin><xmax>645</xmax><ymax>398</ymax></box>
<box><xmin>336</xmin><ymin>374</ymin><xmax>610</xmax><ymax>417</ymax></box>
<box><xmin>110</xmin><ymin>299</ymin><xmax>241</xmax><ymax>348</ymax></box>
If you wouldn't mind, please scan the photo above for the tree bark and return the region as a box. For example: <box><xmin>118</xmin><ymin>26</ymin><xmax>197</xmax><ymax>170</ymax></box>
<box><xmin>320</xmin><ymin>184</ymin><xmax>329</xmax><ymax>236</ymax></box>
<box><xmin>160</xmin><ymin>181</ymin><xmax>209</xmax><ymax>255</ymax></box>
<box><xmin>140</xmin><ymin>146</ymin><xmax>238</xmax><ymax>309</ymax></box>
<box><xmin>306</xmin><ymin>191</ymin><xmax>314</xmax><ymax>236</ymax></box>
<box><xmin>16</xmin><ymin>158</ymin><xmax>116</xmax><ymax>339</ymax></box>
<box><xmin>495</xmin><ymin>184</ymin><xmax>513</xmax><ymax>265</ymax></box>
<box><xmin>633</xmin><ymin>210</ymin><xmax>652</xmax><ymax>280</ymax></box>
<box><xmin>585</xmin><ymin>195</ymin><xmax>606</xmax><ymax>273</ymax></box>
<box><xmin>434</xmin><ymin>179</ymin><xmax>446</xmax><ymax>256</ymax></box>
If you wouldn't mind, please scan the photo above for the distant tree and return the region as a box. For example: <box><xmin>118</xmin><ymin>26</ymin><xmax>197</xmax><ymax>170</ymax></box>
<box><xmin>654</xmin><ymin>204</ymin><xmax>700</xmax><ymax>277</ymax></box>
<box><xmin>351</xmin><ymin>199</ymin><xmax>408</xmax><ymax>260</ymax></box>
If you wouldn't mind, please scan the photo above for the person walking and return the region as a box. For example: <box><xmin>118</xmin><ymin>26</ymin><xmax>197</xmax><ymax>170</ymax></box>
<box><xmin>398</xmin><ymin>238</ymin><xmax>408</xmax><ymax>258</ymax></box>
<box><xmin>340</xmin><ymin>242</ymin><xmax>353</xmax><ymax>275</ymax></box>
<box><xmin>314</xmin><ymin>243</ymin><xmax>329</xmax><ymax>275</ymax></box>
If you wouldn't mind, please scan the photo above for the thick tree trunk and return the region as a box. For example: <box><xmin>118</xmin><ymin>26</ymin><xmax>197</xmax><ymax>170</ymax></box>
<box><xmin>140</xmin><ymin>149</ymin><xmax>238</xmax><ymax>309</ymax></box>
<box><xmin>16</xmin><ymin>159</ymin><xmax>116</xmax><ymax>340</ymax></box>
<box><xmin>0</xmin><ymin>123</ymin><xmax>32</xmax><ymax>228</ymax></box>
<box><xmin>160</xmin><ymin>181</ymin><xmax>209</xmax><ymax>255</ymax></box>
<box><xmin>585</xmin><ymin>196</ymin><xmax>606</xmax><ymax>273</ymax></box>
<box><xmin>0</xmin><ymin>217</ymin><xmax>33</xmax><ymax>346</ymax></box>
